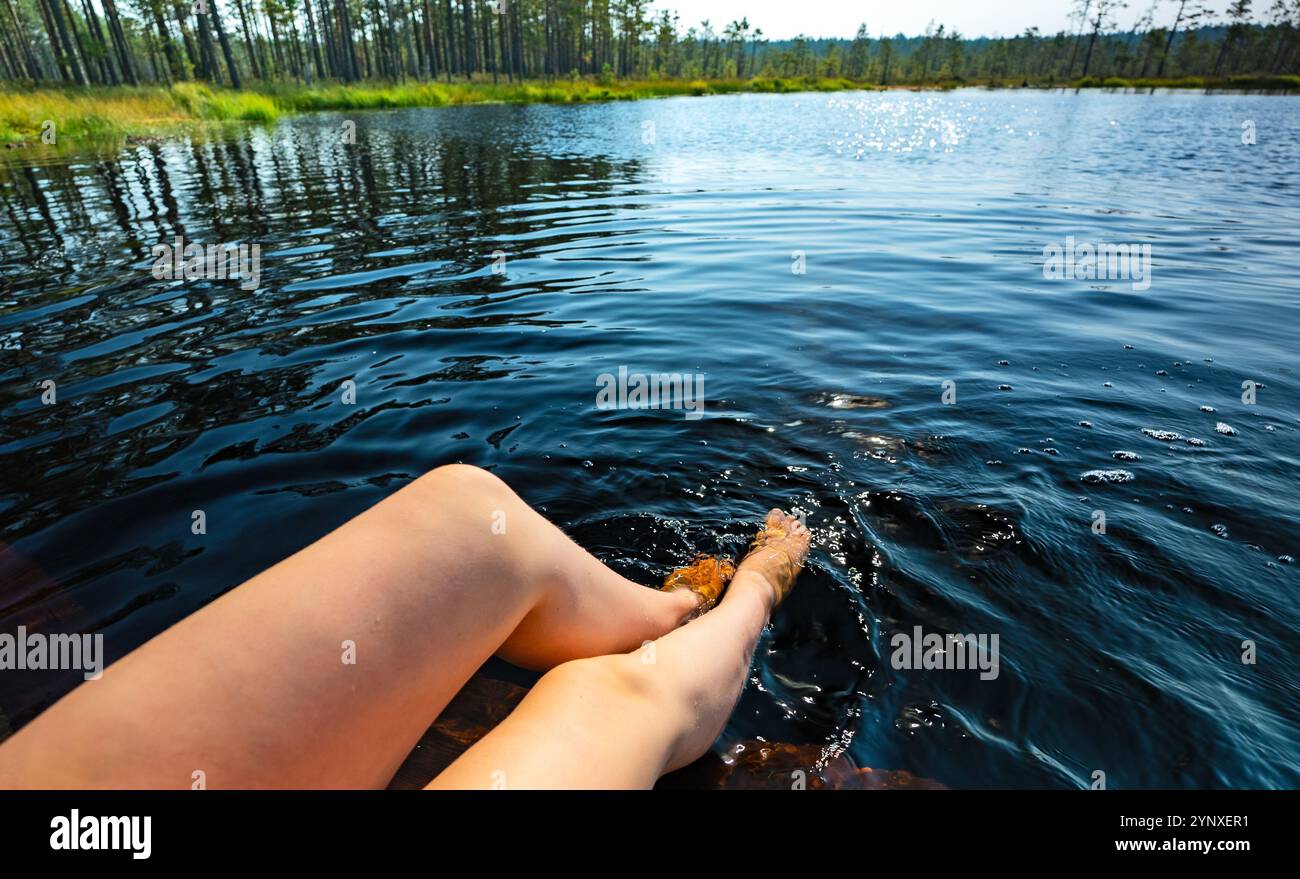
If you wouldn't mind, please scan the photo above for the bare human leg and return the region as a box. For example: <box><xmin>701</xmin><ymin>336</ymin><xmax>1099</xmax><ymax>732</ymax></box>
<box><xmin>0</xmin><ymin>465</ymin><xmax>699</xmax><ymax>789</ymax></box>
<box><xmin>426</xmin><ymin>510</ymin><xmax>811</xmax><ymax>789</ymax></box>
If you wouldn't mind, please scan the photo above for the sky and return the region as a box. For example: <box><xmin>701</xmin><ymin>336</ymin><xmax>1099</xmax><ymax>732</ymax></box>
<box><xmin>650</xmin><ymin>1</ymin><xmax>1244</xmax><ymax>41</ymax></box>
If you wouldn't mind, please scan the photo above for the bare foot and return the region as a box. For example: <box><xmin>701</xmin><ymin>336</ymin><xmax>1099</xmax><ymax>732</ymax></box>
<box><xmin>661</xmin><ymin>554</ymin><xmax>736</xmax><ymax>612</ymax></box>
<box><xmin>730</xmin><ymin>509</ymin><xmax>810</xmax><ymax>608</ymax></box>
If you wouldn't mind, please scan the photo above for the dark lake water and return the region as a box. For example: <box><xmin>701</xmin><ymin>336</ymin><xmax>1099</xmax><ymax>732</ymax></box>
<box><xmin>2</xmin><ymin>89</ymin><xmax>1298</xmax><ymax>788</ymax></box>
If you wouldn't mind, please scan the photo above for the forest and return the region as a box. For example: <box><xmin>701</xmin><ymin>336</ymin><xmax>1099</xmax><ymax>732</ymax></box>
<box><xmin>2</xmin><ymin>0</ymin><xmax>1299</xmax><ymax>90</ymax></box>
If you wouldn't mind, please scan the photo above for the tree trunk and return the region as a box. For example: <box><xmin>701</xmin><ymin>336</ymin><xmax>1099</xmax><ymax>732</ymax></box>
<box><xmin>151</xmin><ymin>7</ymin><xmax>185</xmax><ymax>80</ymax></box>
<box><xmin>5</xmin><ymin>0</ymin><xmax>43</xmax><ymax>80</ymax></box>
<box><xmin>303</xmin><ymin>0</ymin><xmax>325</xmax><ymax>79</ymax></box>
<box><xmin>420</xmin><ymin>0</ymin><xmax>436</xmax><ymax>78</ymax></box>
<box><xmin>174</xmin><ymin>3</ymin><xmax>201</xmax><ymax>75</ymax></box>
<box><xmin>59</xmin><ymin>0</ymin><xmax>96</xmax><ymax>83</ymax></box>
<box><xmin>1082</xmin><ymin>25</ymin><xmax>1100</xmax><ymax>77</ymax></box>
<box><xmin>233</xmin><ymin>0</ymin><xmax>263</xmax><ymax>80</ymax></box>
<box><xmin>212</xmin><ymin>1</ymin><xmax>242</xmax><ymax>87</ymax></box>
<box><xmin>195</xmin><ymin>7</ymin><xmax>221</xmax><ymax>81</ymax></box>
<box><xmin>496</xmin><ymin>2</ymin><xmax>507</xmax><ymax>81</ymax></box>
<box><xmin>0</xmin><ymin>21</ymin><xmax>18</xmax><ymax>80</ymax></box>
<box><xmin>1157</xmin><ymin>1</ymin><xmax>1187</xmax><ymax>78</ymax></box>
<box><xmin>460</xmin><ymin>0</ymin><xmax>474</xmax><ymax>75</ymax></box>
<box><xmin>337</xmin><ymin>0</ymin><xmax>361</xmax><ymax>80</ymax></box>
<box><xmin>44</xmin><ymin>0</ymin><xmax>88</xmax><ymax>83</ymax></box>
<box><xmin>265</xmin><ymin>9</ymin><xmax>284</xmax><ymax>78</ymax></box>
<box><xmin>103</xmin><ymin>0</ymin><xmax>139</xmax><ymax>84</ymax></box>
<box><xmin>78</xmin><ymin>0</ymin><xmax>117</xmax><ymax>84</ymax></box>
<box><xmin>442</xmin><ymin>0</ymin><xmax>457</xmax><ymax>77</ymax></box>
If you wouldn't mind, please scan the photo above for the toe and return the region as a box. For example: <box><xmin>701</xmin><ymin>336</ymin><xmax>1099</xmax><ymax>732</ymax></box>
<box><xmin>765</xmin><ymin>508</ymin><xmax>785</xmax><ymax>528</ymax></box>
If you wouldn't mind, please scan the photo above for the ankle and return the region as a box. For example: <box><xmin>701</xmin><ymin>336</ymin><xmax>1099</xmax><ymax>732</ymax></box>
<box><xmin>665</xmin><ymin>586</ymin><xmax>704</xmax><ymax>623</ymax></box>
<box><xmin>726</xmin><ymin>570</ymin><xmax>778</xmax><ymax>615</ymax></box>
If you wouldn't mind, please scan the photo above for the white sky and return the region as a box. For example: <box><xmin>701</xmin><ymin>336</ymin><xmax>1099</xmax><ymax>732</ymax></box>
<box><xmin>652</xmin><ymin>1</ymin><xmax>1244</xmax><ymax>41</ymax></box>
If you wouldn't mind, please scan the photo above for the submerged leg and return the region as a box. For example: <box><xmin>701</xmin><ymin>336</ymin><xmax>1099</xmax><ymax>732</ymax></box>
<box><xmin>0</xmin><ymin>465</ymin><xmax>699</xmax><ymax>789</ymax></box>
<box><xmin>427</xmin><ymin>510</ymin><xmax>811</xmax><ymax>789</ymax></box>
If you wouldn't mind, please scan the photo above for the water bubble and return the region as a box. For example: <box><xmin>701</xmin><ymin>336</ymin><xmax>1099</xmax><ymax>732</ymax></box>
<box><xmin>1081</xmin><ymin>469</ymin><xmax>1135</xmax><ymax>484</ymax></box>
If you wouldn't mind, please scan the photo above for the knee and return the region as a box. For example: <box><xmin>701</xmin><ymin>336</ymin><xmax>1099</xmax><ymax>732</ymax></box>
<box><xmin>540</xmin><ymin>654</ymin><xmax>670</xmax><ymax>714</ymax></box>
<box><xmin>539</xmin><ymin>653</ymin><xmax>719</xmax><ymax>770</ymax></box>
<box><xmin>418</xmin><ymin>462</ymin><xmax>506</xmax><ymax>492</ymax></box>
<box><xmin>406</xmin><ymin>463</ymin><xmax>546</xmax><ymax>566</ymax></box>
<box><xmin>408</xmin><ymin>464</ymin><xmax>515</xmax><ymax>509</ymax></box>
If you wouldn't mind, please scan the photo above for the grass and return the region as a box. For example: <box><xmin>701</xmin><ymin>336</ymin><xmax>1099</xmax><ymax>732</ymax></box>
<box><xmin>2</xmin><ymin>72</ymin><xmax>1296</xmax><ymax>150</ymax></box>
<box><xmin>1072</xmin><ymin>73</ymin><xmax>1300</xmax><ymax>91</ymax></box>
<box><xmin>0</xmin><ymin>76</ymin><xmax>865</xmax><ymax>147</ymax></box>
<box><xmin>171</xmin><ymin>82</ymin><xmax>280</xmax><ymax>122</ymax></box>
<box><xmin>0</xmin><ymin>82</ymin><xmax>278</xmax><ymax>145</ymax></box>
<box><xmin>0</xmin><ymin>86</ymin><xmax>184</xmax><ymax>143</ymax></box>
<box><xmin>262</xmin><ymin>76</ymin><xmax>865</xmax><ymax>110</ymax></box>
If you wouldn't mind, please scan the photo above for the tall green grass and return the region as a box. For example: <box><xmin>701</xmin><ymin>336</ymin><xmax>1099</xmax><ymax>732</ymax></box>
<box><xmin>1</xmin><ymin>77</ymin><xmax>871</xmax><ymax>146</ymax></box>
<box><xmin>172</xmin><ymin>82</ymin><xmax>280</xmax><ymax>122</ymax></box>
<box><xmin>0</xmin><ymin>86</ymin><xmax>180</xmax><ymax>142</ymax></box>
<box><xmin>0</xmin><ymin>83</ymin><xmax>278</xmax><ymax>143</ymax></box>
<box><xmin>1073</xmin><ymin>73</ymin><xmax>1300</xmax><ymax>91</ymax></box>
<box><xmin>5</xmin><ymin>72</ymin><xmax>1293</xmax><ymax>149</ymax></box>
<box><xmin>261</xmin><ymin>76</ymin><xmax>868</xmax><ymax>110</ymax></box>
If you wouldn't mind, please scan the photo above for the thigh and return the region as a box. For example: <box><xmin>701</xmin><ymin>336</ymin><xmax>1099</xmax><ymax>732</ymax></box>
<box><xmin>0</xmin><ymin>466</ymin><xmax>538</xmax><ymax>789</ymax></box>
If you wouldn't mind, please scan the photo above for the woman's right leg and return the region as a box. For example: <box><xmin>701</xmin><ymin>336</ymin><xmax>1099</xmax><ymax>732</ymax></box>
<box><xmin>0</xmin><ymin>464</ymin><xmax>699</xmax><ymax>789</ymax></box>
<box><xmin>427</xmin><ymin>510</ymin><xmax>811</xmax><ymax>789</ymax></box>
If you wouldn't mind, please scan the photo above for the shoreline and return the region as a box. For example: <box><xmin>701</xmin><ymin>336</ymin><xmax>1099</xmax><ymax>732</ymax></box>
<box><xmin>3</xmin><ymin>74</ymin><xmax>1299</xmax><ymax>154</ymax></box>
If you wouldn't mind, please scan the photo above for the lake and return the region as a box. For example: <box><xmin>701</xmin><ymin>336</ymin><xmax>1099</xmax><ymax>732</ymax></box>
<box><xmin>1</xmin><ymin>88</ymin><xmax>1298</xmax><ymax>788</ymax></box>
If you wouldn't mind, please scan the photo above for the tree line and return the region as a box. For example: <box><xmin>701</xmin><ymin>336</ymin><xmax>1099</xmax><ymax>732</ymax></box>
<box><xmin>2</xmin><ymin>0</ymin><xmax>1299</xmax><ymax>88</ymax></box>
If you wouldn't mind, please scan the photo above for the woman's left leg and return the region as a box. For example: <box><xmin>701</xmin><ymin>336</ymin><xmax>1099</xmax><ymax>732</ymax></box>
<box><xmin>426</xmin><ymin>510</ymin><xmax>811</xmax><ymax>789</ymax></box>
<box><xmin>0</xmin><ymin>464</ymin><xmax>698</xmax><ymax>789</ymax></box>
